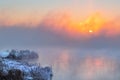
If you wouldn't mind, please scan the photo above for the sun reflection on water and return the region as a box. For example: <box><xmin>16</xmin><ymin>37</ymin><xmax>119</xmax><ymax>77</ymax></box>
<box><xmin>77</xmin><ymin>56</ymin><xmax>117</xmax><ymax>80</ymax></box>
<box><xmin>37</xmin><ymin>49</ymin><xmax>120</xmax><ymax>80</ymax></box>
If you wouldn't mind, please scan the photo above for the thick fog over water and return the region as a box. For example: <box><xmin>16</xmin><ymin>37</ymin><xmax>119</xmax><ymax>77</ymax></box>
<box><xmin>0</xmin><ymin>26</ymin><xmax>120</xmax><ymax>80</ymax></box>
<box><xmin>0</xmin><ymin>0</ymin><xmax>120</xmax><ymax>80</ymax></box>
<box><xmin>33</xmin><ymin>48</ymin><xmax>120</xmax><ymax>80</ymax></box>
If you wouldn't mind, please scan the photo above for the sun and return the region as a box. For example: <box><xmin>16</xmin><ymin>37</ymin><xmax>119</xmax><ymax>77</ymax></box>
<box><xmin>89</xmin><ymin>30</ymin><xmax>93</xmax><ymax>33</ymax></box>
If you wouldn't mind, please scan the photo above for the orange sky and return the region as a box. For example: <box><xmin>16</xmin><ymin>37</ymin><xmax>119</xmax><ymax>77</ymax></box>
<box><xmin>0</xmin><ymin>11</ymin><xmax>120</xmax><ymax>38</ymax></box>
<box><xmin>40</xmin><ymin>12</ymin><xmax>120</xmax><ymax>38</ymax></box>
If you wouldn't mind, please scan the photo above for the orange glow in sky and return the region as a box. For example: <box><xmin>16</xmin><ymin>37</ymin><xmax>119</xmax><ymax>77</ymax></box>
<box><xmin>0</xmin><ymin>11</ymin><xmax>120</xmax><ymax>38</ymax></box>
<box><xmin>74</xmin><ymin>13</ymin><xmax>105</xmax><ymax>35</ymax></box>
<box><xmin>42</xmin><ymin>12</ymin><xmax>109</xmax><ymax>38</ymax></box>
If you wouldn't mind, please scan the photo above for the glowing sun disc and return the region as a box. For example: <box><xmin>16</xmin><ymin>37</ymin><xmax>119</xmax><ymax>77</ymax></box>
<box><xmin>89</xmin><ymin>30</ymin><xmax>93</xmax><ymax>33</ymax></box>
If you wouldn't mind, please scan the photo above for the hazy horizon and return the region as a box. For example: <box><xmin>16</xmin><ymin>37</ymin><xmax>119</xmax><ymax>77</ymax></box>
<box><xmin>0</xmin><ymin>0</ymin><xmax>120</xmax><ymax>80</ymax></box>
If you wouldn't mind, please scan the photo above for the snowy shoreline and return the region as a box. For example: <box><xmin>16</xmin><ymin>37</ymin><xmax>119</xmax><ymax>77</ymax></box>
<box><xmin>0</xmin><ymin>50</ymin><xmax>53</xmax><ymax>80</ymax></box>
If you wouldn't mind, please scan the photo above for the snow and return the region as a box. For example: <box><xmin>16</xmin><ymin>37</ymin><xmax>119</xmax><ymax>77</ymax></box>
<box><xmin>0</xmin><ymin>49</ymin><xmax>39</xmax><ymax>60</ymax></box>
<box><xmin>1</xmin><ymin>58</ymin><xmax>53</xmax><ymax>80</ymax></box>
<box><xmin>0</xmin><ymin>51</ymin><xmax>10</xmax><ymax>58</ymax></box>
<box><xmin>0</xmin><ymin>50</ymin><xmax>53</xmax><ymax>80</ymax></box>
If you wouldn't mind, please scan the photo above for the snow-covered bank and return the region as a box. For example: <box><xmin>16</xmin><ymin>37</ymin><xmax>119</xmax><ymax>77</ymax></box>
<box><xmin>0</xmin><ymin>50</ymin><xmax>53</xmax><ymax>80</ymax></box>
<box><xmin>0</xmin><ymin>49</ymin><xmax>39</xmax><ymax>60</ymax></box>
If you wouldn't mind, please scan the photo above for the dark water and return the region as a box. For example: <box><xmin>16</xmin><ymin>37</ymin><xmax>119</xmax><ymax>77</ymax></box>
<box><xmin>35</xmin><ymin>48</ymin><xmax>120</xmax><ymax>80</ymax></box>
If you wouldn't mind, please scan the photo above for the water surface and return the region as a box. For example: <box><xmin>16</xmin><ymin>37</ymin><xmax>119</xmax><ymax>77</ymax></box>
<box><xmin>35</xmin><ymin>48</ymin><xmax>120</xmax><ymax>80</ymax></box>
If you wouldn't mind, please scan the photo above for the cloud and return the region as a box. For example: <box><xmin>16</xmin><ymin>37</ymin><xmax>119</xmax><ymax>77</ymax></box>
<box><xmin>0</xmin><ymin>11</ymin><xmax>120</xmax><ymax>49</ymax></box>
<box><xmin>40</xmin><ymin>12</ymin><xmax>120</xmax><ymax>38</ymax></box>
